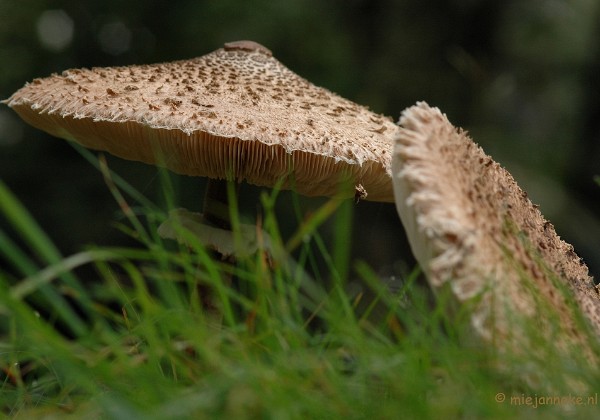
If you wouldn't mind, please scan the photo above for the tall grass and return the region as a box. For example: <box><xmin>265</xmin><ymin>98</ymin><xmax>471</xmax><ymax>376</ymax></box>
<box><xmin>1</xmin><ymin>155</ymin><xmax>598</xmax><ymax>418</ymax></box>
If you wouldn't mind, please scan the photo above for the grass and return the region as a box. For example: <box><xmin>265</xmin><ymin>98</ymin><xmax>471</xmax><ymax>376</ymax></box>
<box><xmin>1</xmin><ymin>157</ymin><xmax>599</xmax><ymax>419</ymax></box>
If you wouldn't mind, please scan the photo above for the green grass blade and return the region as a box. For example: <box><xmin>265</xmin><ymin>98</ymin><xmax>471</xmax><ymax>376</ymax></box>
<box><xmin>331</xmin><ymin>198</ymin><xmax>353</xmax><ymax>285</ymax></box>
<box><xmin>0</xmin><ymin>180</ymin><xmax>66</xmax><ymax>266</ymax></box>
<box><xmin>10</xmin><ymin>249</ymin><xmax>118</xmax><ymax>300</ymax></box>
<box><xmin>0</xmin><ymin>228</ymin><xmax>40</xmax><ymax>277</ymax></box>
<box><xmin>285</xmin><ymin>198</ymin><xmax>341</xmax><ymax>253</ymax></box>
<box><xmin>0</xmin><ymin>181</ymin><xmax>88</xmax><ymax>336</ymax></box>
<box><xmin>72</xmin><ymin>143</ymin><xmax>158</xmax><ymax>211</ymax></box>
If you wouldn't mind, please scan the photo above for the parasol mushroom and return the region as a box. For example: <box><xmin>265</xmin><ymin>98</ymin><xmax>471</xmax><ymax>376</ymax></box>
<box><xmin>4</xmin><ymin>40</ymin><xmax>396</xmax><ymax>220</ymax></box>
<box><xmin>392</xmin><ymin>102</ymin><xmax>600</xmax><ymax>373</ymax></box>
<box><xmin>4</xmin><ymin>40</ymin><xmax>398</xmax><ymax>256</ymax></box>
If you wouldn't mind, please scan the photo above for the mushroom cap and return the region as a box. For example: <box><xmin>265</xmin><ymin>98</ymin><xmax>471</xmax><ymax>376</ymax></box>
<box><xmin>3</xmin><ymin>40</ymin><xmax>397</xmax><ymax>202</ymax></box>
<box><xmin>393</xmin><ymin>102</ymin><xmax>600</xmax><ymax>354</ymax></box>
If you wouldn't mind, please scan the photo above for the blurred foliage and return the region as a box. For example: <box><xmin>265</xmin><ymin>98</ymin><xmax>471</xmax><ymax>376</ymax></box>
<box><xmin>1</xmin><ymin>0</ymin><xmax>599</xmax><ymax>275</ymax></box>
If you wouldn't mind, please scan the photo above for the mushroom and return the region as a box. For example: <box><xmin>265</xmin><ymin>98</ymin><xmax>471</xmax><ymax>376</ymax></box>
<box><xmin>392</xmin><ymin>102</ymin><xmax>600</xmax><ymax>370</ymax></box>
<box><xmin>4</xmin><ymin>40</ymin><xmax>398</xmax><ymax>256</ymax></box>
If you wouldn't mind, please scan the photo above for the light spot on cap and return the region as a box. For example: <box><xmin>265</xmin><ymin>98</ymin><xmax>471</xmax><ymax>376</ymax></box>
<box><xmin>223</xmin><ymin>40</ymin><xmax>272</xmax><ymax>56</ymax></box>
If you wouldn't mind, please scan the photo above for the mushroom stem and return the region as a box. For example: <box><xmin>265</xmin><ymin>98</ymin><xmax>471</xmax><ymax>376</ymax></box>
<box><xmin>201</xmin><ymin>179</ymin><xmax>239</xmax><ymax>231</ymax></box>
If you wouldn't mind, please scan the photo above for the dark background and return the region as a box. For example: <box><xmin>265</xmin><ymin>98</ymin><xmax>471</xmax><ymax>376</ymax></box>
<box><xmin>1</xmin><ymin>0</ymin><xmax>599</xmax><ymax>278</ymax></box>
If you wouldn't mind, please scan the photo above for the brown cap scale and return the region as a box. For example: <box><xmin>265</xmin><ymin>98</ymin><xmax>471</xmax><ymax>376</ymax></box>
<box><xmin>393</xmin><ymin>102</ymin><xmax>600</xmax><ymax>366</ymax></box>
<box><xmin>4</xmin><ymin>40</ymin><xmax>397</xmax><ymax>202</ymax></box>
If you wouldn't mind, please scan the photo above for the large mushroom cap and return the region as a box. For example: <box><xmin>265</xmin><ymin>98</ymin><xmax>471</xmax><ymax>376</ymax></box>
<box><xmin>4</xmin><ymin>40</ymin><xmax>397</xmax><ymax>202</ymax></box>
<box><xmin>393</xmin><ymin>102</ymin><xmax>600</xmax><ymax>358</ymax></box>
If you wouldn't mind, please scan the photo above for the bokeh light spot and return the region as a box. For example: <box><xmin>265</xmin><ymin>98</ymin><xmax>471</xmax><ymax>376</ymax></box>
<box><xmin>36</xmin><ymin>9</ymin><xmax>75</xmax><ymax>52</ymax></box>
<box><xmin>97</xmin><ymin>20</ymin><xmax>132</xmax><ymax>55</ymax></box>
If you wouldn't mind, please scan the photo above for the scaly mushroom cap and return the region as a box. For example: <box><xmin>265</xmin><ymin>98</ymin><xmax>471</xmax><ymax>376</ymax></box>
<box><xmin>4</xmin><ymin>40</ymin><xmax>397</xmax><ymax>201</ymax></box>
<box><xmin>393</xmin><ymin>102</ymin><xmax>600</xmax><ymax>358</ymax></box>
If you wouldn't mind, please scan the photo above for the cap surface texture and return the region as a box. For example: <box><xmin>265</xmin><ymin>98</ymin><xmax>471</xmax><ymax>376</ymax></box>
<box><xmin>393</xmin><ymin>102</ymin><xmax>600</xmax><ymax>363</ymax></box>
